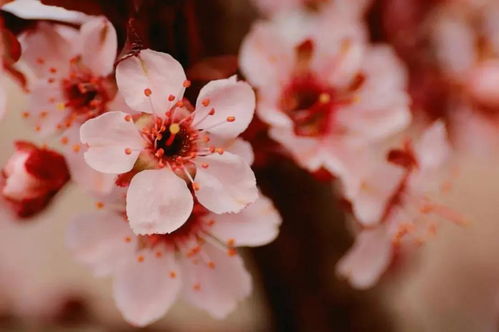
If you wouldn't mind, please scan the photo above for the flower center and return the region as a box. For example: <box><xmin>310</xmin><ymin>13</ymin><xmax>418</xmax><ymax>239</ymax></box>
<box><xmin>156</xmin><ymin>123</ymin><xmax>194</xmax><ymax>158</ymax></box>
<box><xmin>62</xmin><ymin>70</ymin><xmax>111</xmax><ymax>117</ymax></box>
<box><xmin>280</xmin><ymin>73</ymin><xmax>335</xmax><ymax>137</ymax></box>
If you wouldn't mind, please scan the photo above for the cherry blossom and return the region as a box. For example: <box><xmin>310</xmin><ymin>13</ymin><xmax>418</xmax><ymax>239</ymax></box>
<box><xmin>429</xmin><ymin>0</ymin><xmax>499</xmax><ymax>152</ymax></box>
<box><xmin>80</xmin><ymin>49</ymin><xmax>258</xmax><ymax>235</ymax></box>
<box><xmin>337</xmin><ymin>121</ymin><xmax>464</xmax><ymax>288</ymax></box>
<box><xmin>1</xmin><ymin>141</ymin><xmax>70</xmax><ymax>218</ymax></box>
<box><xmin>240</xmin><ymin>6</ymin><xmax>411</xmax><ymax>175</ymax></box>
<box><xmin>19</xmin><ymin>16</ymin><xmax>119</xmax><ymax>135</ymax></box>
<box><xmin>66</xmin><ymin>192</ymin><xmax>281</xmax><ymax>326</ymax></box>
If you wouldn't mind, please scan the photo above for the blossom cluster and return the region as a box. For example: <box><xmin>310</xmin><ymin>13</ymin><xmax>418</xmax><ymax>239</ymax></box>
<box><xmin>0</xmin><ymin>0</ymin><xmax>488</xmax><ymax>327</ymax></box>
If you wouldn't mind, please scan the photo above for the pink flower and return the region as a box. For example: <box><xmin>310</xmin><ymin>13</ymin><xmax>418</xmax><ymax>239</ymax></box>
<box><xmin>20</xmin><ymin>16</ymin><xmax>119</xmax><ymax>135</ymax></box>
<box><xmin>430</xmin><ymin>1</ymin><xmax>499</xmax><ymax>152</ymax></box>
<box><xmin>80</xmin><ymin>49</ymin><xmax>258</xmax><ymax>235</ymax></box>
<box><xmin>337</xmin><ymin>121</ymin><xmax>463</xmax><ymax>288</ymax></box>
<box><xmin>66</xmin><ymin>195</ymin><xmax>281</xmax><ymax>326</ymax></box>
<box><xmin>240</xmin><ymin>8</ymin><xmax>411</xmax><ymax>175</ymax></box>
<box><xmin>1</xmin><ymin>141</ymin><xmax>70</xmax><ymax>218</ymax></box>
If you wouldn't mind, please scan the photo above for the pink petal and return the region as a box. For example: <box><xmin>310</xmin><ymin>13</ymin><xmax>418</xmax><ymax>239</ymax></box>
<box><xmin>336</xmin><ymin>227</ymin><xmax>392</xmax><ymax>289</ymax></box>
<box><xmin>179</xmin><ymin>242</ymin><xmax>251</xmax><ymax>319</ymax></box>
<box><xmin>194</xmin><ymin>152</ymin><xmax>258</xmax><ymax>214</ymax></box>
<box><xmin>239</xmin><ymin>20</ymin><xmax>295</xmax><ymax>88</ymax></box>
<box><xmin>126</xmin><ymin>169</ymin><xmax>193</xmax><ymax>235</ymax></box>
<box><xmin>116</xmin><ymin>49</ymin><xmax>186</xmax><ymax>114</ymax></box>
<box><xmin>414</xmin><ymin>121</ymin><xmax>451</xmax><ymax>172</ymax></box>
<box><xmin>66</xmin><ymin>211</ymin><xmax>136</xmax><ymax>277</ymax></box>
<box><xmin>209</xmin><ymin>136</ymin><xmax>255</xmax><ymax>165</ymax></box>
<box><xmin>208</xmin><ymin>194</ymin><xmax>281</xmax><ymax>247</ymax></box>
<box><xmin>62</xmin><ymin>126</ymin><xmax>116</xmax><ymax>195</ymax></box>
<box><xmin>80</xmin><ymin>111</ymin><xmax>144</xmax><ymax>174</ymax></box>
<box><xmin>337</xmin><ymin>146</ymin><xmax>405</xmax><ymax>226</ymax></box>
<box><xmin>194</xmin><ymin>76</ymin><xmax>255</xmax><ymax>139</ymax></box>
<box><xmin>269</xmin><ymin>127</ymin><xmax>327</xmax><ymax>172</ymax></box>
<box><xmin>80</xmin><ymin>16</ymin><xmax>117</xmax><ymax>77</ymax></box>
<box><xmin>336</xmin><ymin>46</ymin><xmax>411</xmax><ymax>143</ymax></box>
<box><xmin>20</xmin><ymin>22</ymin><xmax>75</xmax><ymax>78</ymax></box>
<box><xmin>225</xmin><ymin>138</ymin><xmax>254</xmax><ymax>165</ymax></box>
<box><xmin>26</xmin><ymin>83</ymin><xmax>67</xmax><ymax>136</ymax></box>
<box><xmin>113</xmin><ymin>249</ymin><xmax>181</xmax><ymax>327</ymax></box>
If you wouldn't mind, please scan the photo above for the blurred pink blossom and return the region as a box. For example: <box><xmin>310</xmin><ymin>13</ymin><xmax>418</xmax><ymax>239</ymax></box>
<box><xmin>240</xmin><ymin>6</ymin><xmax>411</xmax><ymax>175</ymax></box>
<box><xmin>1</xmin><ymin>141</ymin><xmax>69</xmax><ymax>218</ymax></box>
<box><xmin>67</xmin><ymin>193</ymin><xmax>281</xmax><ymax>326</ymax></box>
<box><xmin>337</xmin><ymin>121</ymin><xmax>463</xmax><ymax>288</ymax></box>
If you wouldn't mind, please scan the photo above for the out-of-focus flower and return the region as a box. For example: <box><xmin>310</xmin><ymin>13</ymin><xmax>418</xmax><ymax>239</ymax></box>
<box><xmin>337</xmin><ymin>121</ymin><xmax>464</xmax><ymax>288</ymax></box>
<box><xmin>428</xmin><ymin>0</ymin><xmax>499</xmax><ymax>152</ymax></box>
<box><xmin>252</xmin><ymin>0</ymin><xmax>371</xmax><ymax>17</ymax></box>
<box><xmin>240</xmin><ymin>7</ymin><xmax>411</xmax><ymax>175</ymax></box>
<box><xmin>1</xmin><ymin>141</ymin><xmax>69</xmax><ymax>218</ymax></box>
<box><xmin>19</xmin><ymin>16</ymin><xmax>124</xmax><ymax>195</ymax></box>
<box><xmin>80</xmin><ymin>49</ymin><xmax>258</xmax><ymax>235</ymax></box>
<box><xmin>67</xmin><ymin>193</ymin><xmax>281</xmax><ymax>327</ymax></box>
<box><xmin>20</xmin><ymin>16</ymin><xmax>119</xmax><ymax>135</ymax></box>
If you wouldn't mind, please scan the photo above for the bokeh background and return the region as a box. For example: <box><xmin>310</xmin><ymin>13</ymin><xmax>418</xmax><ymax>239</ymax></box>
<box><xmin>2</xmin><ymin>0</ymin><xmax>499</xmax><ymax>331</ymax></box>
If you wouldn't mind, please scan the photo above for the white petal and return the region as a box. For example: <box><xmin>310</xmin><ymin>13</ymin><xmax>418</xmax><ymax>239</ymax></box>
<box><xmin>116</xmin><ymin>49</ymin><xmax>186</xmax><ymax>114</ymax></box>
<box><xmin>180</xmin><ymin>242</ymin><xmax>251</xmax><ymax>319</ymax></box>
<box><xmin>66</xmin><ymin>211</ymin><xmax>136</xmax><ymax>276</ymax></box>
<box><xmin>195</xmin><ymin>152</ymin><xmax>258</xmax><ymax>214</ymax></box>
<box><xmin>336</xmin><ymin>227</ymin><xmax>392</xmax><ymax>289</ymax></box>
<box><xmin>113</xmin><ymin>250</ymin><xmax>181</xmax><ymax>327</ymax></box>
<box><xmin>194</xmin><ymin>76</ymin><xmax>255</xmax><ymax>139</ymax></box>
<box><xmin>208</xmin><ymin>194</ymin><xmax>281</xmax><ymax>247</ymax></box>
<box><xmin>126</xmin><ymin>169</ymin><xmax>193</xmax><ymax>235</ymax></box>
<box><xmin>80</xmin><ymin>111</ymin><xmax>143</xmax><ymax>174</ymax></box>
<box><xmin>80</xmin><ymin>16</ymin><xmax>117</xmax><ymax>76</ymax></box>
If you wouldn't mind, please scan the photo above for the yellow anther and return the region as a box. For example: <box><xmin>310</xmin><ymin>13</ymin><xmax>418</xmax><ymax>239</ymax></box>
<box><xmin>169</xmin><ymin>123</ymin><xmax>180</xmax><ymax>134</ymax></box>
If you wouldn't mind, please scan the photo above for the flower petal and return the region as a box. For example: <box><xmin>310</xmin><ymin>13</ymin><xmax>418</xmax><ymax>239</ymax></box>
<box><xmin>116</xmin><ymin>49</ymin><xmax>186</xmax><ymax>114</ymax></box>
<box><xmin>414</xmin><ymin>121</ymin><xmax>451</xmax><ymax>172</ymax></box>
<box><xmin>62</xmin><ymin>126</ymin><xmax>116</xmax><ymax>195</ymax></box>
<box><xmin>194</xmin><ymin>152</ymin><xmax>258</xmax><ymax>214</ymax></box>
<box><xmin>126</xmin><ymin>169</ymin><xmax>193</xmax><ymax>235</ymax></box>
<box><xmin>66</xmin><ymin>211</ymin><xmax>136</xmax><ymax>277</ymax></box>
<box><xmin>179</xmin><ymin>242</ymin><xmax>251</xmax><ymax>319</ymax></box>
<box><xmin>336</xmin><ymin>227</ymin><xmax>392</xmax><ymax>289</ymax></box>
<box><xmin>80</xmin><ymin>16</ymin><xmax>117</xmax><ymax>77</ymax></box>
<box><xmin>194</xmin><ymin>76</ymin><xmax>255</xmax><ymax>139</ymax></box>
<box><xmin>20</xmin><ymin>22</ymin><xmax>75</xmax><ymax>78</ymax></box>
<box><xmin>113</xmin><ymin>249</ymin><xmax>181</xmax><ymax>327</ymax></box>
<box><xmin>239</xmin><ymin>19</ymin><xmax>300</xmax><ymax>88</ymax></box>
<box><xmin>208</xmin><ymin>135</ymin><xmax>255</xmax><ymax>165</ymax></box>
<box><xmin>208</xmin><ymin>194</ymin><xmax>281</xmax><ymax>247</ymax></box>
<box><xmin>80</xmin><ymin>111</ymin><xmax>143</xmax><ymax>174</ymax></box>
